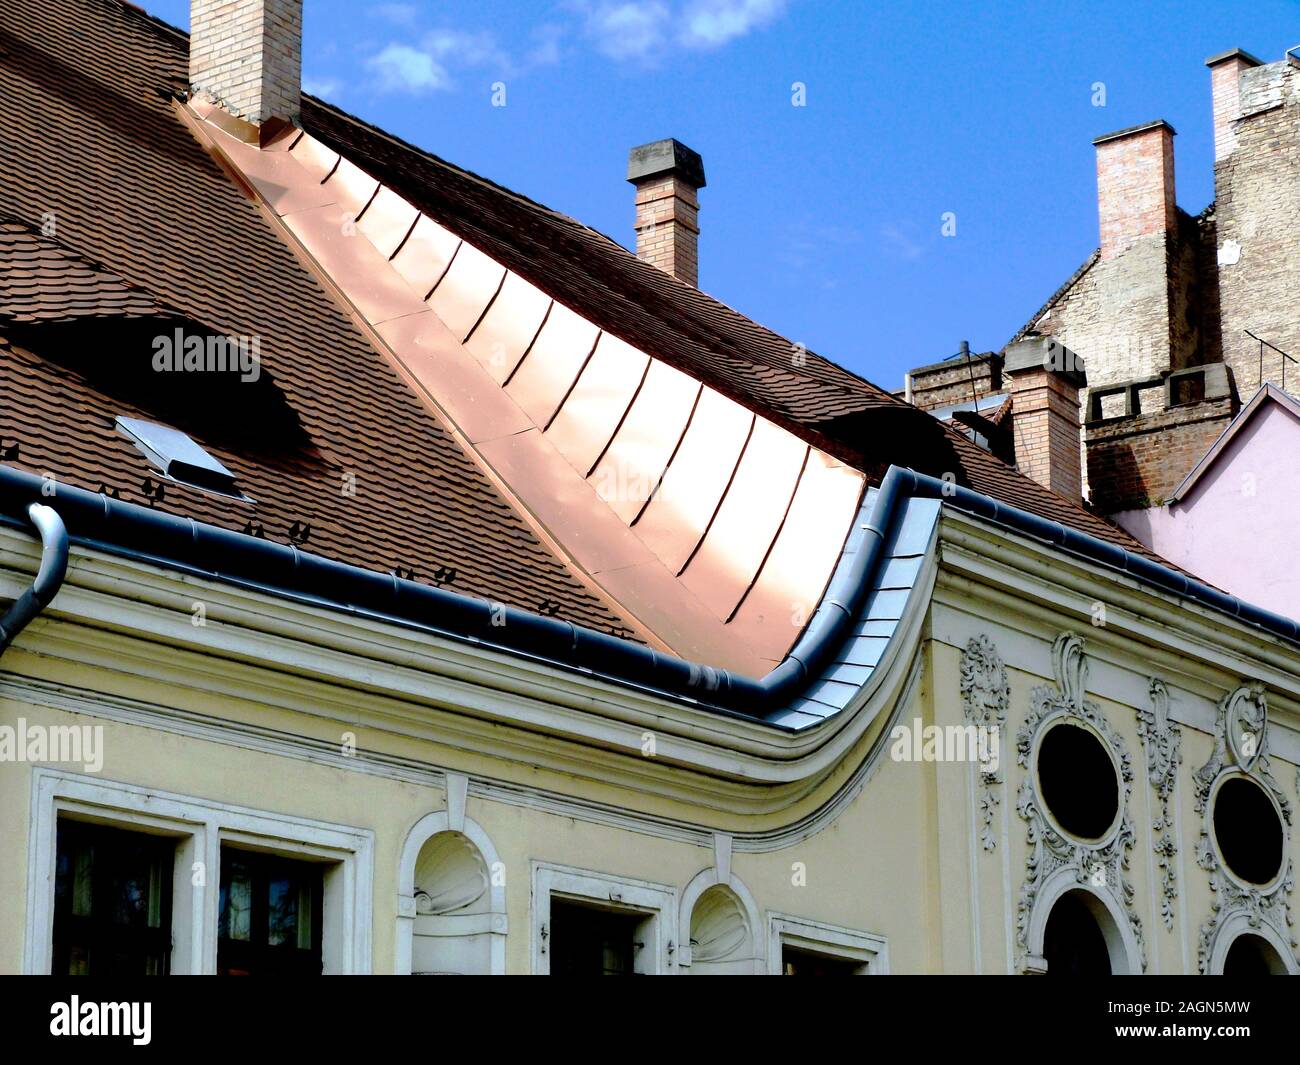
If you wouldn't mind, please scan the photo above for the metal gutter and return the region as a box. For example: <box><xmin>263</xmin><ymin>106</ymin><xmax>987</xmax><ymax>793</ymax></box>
<box><xmin>0</xmin><ymin>464</ymin><xmax>1295</xmax><ymax>722</ymax></box>
<box><xmin>0</xmin><ymin>502</ymin><xmax>69</xmax><ymax>656</ymax></box>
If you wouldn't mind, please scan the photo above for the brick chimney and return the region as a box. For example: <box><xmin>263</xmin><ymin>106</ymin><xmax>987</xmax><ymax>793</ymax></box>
<box><xmin>1005</xmin><ymin>337</ymin><xmax>1086</xmax><ymax>501</ymax></box>
<box><xmin>1093</xmin><ymin>120</ymin><xmax>1176</xmax><ymax>261</ymax></box>
<box><xmin>1205</xmin><ymin>49</ymin><xmax>1262</xmax><ymax>161</ymax></box>
<box><xmin>190</xmin><ymin>0</ymin><xmax>302</xmax><ymax>134</ymax></box>
<box><xmin>627</xmin><ymin>139</ymin><xmax>706</xmax><ymax>286</ymax></box>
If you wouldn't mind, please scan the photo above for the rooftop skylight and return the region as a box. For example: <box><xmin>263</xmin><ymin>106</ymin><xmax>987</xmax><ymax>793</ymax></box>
<box><xmin>115</xmin><ymin>416</ymin><xmax>241</xmax><ymax>498</ymax></box>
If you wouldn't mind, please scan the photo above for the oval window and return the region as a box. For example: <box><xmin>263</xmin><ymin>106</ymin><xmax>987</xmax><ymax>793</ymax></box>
<box><xmin>1036</xmin><ymin>722</ymin><xmax>1120</xmax><ymax>841</ymax></box>
<box><xmin>1213</xmin><ymin>776</ymin><xmax>1284</xmax><ymax>887</ymax></box>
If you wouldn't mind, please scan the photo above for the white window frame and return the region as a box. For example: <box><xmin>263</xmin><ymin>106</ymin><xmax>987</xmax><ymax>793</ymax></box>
<box><xmin>24</xmin><ymin>767</ymin><xmax>374</xmax><ymax>975</ymax></box>
<box><xmin>531</xmin><ymin>861</ymin><xmax>678</xmax><ymax>974</ymax></box>
<box><xmin>766</xmin><ymin>912</ymin><xmax>889</xmax><ymax>974</ymax></box>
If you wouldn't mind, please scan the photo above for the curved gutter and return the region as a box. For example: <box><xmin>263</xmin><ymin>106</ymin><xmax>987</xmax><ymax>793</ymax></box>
<box><xmin>0</xmin><ymin>464</ymin><xmax>1295</xmax><ymax>720</ymax></box>
<box><xmin>0</xmin><ymin>502</ymin><xmax>70</xmax><ymax>656</ymax></box>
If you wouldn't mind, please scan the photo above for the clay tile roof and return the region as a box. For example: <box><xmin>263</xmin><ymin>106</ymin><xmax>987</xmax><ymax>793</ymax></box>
<box><xmin>0</xmin><ymin>217</ymin><xmax>174</xmax><ymax>324</ymax></box>
<box><xmin>0</xmin><ymin>0</ymin><xmax>1169</xmax><ymax>664</ymax></box>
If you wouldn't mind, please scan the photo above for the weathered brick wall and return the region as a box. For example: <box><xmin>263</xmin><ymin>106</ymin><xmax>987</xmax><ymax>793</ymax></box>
<box><xmin>190</xmin><ymin>0</ymin><xmax>302</xmax><ymax>126</ymax></box>
<box><xmin>904</xmin><ymin>353</ymin><xmax>1001</xmax><ymax>412</ymax></box>
<box><xmin>633</xmin><ymin>174</ymin><xmax>700</xmax><ymax>286</ymax></box>
<box><xmin>1030</xmin><ymin>234</ymin><xmax>1177</xmax><ymax>400</ymax></box>
<box><xmin>1085</xmin><ymin>396</ymin><xmax>1235</xmax><ymax>511</ymax></box>
<box><xmin>1213</xmin><ymin>59</ymin><xmax>1300</xmax><ymax>399</ymax></box>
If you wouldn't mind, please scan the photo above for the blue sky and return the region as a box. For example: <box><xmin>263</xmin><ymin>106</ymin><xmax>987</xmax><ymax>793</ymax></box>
<box><xmin>149</xmin><ymin>0</ymin><xmax>1299</xmax><ymax>388</ymax></box>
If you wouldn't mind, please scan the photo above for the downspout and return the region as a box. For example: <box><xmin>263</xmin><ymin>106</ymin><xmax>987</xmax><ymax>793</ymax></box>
<box><xmin>0</xmin><ymin>503</ymin><xmax>69</xmax><ymax>657</ymax></box>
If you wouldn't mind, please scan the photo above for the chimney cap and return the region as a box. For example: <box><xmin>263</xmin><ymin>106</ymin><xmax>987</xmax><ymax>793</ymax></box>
<box><xmin>1092</xmin><ymin>119</ymin><xmax>1176</xmax><ymax>147</ymax></box>
<box><xmin>1205</xmin><ymin>47</ymin><xmax>1263</xmax><ymax>68</ymax></box>
<box><xmin>627</xmin><ymin>138</ymin><xmax>707</xmax><ymax>189</ymax></box>
<box><xmin>1004</xmin><ymin>337</ymin><xmax>1086</xmax><ymax>387</ymax></box>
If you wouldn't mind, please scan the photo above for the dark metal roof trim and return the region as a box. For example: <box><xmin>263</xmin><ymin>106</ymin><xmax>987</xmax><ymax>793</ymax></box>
<box><xmin>1</xmin><ymin>463</ymin><xmax>1295</xmax><ymax>726</ymax></box>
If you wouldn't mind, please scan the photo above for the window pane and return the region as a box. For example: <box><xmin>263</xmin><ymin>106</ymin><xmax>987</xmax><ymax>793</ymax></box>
<box><xmin>52</xmin><ymin>821</ymin><xmax>173</xmax><ymax>977</ymax></box>
<box><xmin>218</xmin><ymin>848</ymin><xmax>324</xmax><ymax>976</ymax></box>
<box><xmin>219</xmin><ymin>859</ymin><xmax>253</xmax><ymax>942</ymax></box>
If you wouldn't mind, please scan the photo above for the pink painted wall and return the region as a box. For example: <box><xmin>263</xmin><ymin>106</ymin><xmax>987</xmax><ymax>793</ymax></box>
<box><xmin>1114</xmin><ymin>400</ymin><xmax>1300</xmax><ymax>621</ymax></box>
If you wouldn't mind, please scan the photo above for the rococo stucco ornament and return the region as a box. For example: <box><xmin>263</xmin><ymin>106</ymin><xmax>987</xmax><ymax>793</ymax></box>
<box><xmin>1192</xmin><ymin>683</ymin><xmax>1295</xmax><ymax>973</ymax></box>
<box><xmin>960</xmin><ymin>634</ymin><xmax>1010</xmax><ymax>852</ymax></box>
<box><xmin>1137</xmin><ymin>678</ymin><xmax>1182</xmax><ymax>931</ymax></box>
<box><xmin>1015</xmin><ymin>632</ymin><xmax>1145</xmax><ymax>971</ymax></box>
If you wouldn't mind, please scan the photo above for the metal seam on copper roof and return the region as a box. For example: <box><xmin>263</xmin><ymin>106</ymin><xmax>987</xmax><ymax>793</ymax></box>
<box><xmin>726</xmin><ymin>444</ymin><xmax>811</xmax><ymax>623</ymax></box>
<box><xmin>631</xmin><ymin>381</ymin><xmax>703</xmax><ymax>527</ymax></box>
<box><xmin>320</xmin><ymin>154</ymin><xmax>341</xmax><ymax>184</ymax></box>
<box><xmin>462</xmin><ymin>268</ymin><xmax>509</xmax><ymax>345</ymax></box>
<box><xmin>676</xmin><ymin>412</ymin><xmax>756</xmax><ymax>578</ymax></box>
<box><xmin>354</xmin><ymin>181</ymin><xmax>382</xmax><ymax>222</ymax></box>
<box><xmin>542</xmin><ymin>331</ymin><xmax>602</xmax><ymax>432</ymax></box>
<box><xmin>585</xmin><ymin>354</ymin><xmax>653</xmax><ymax>479</ymax></box>
<box><xmin>389</xmin><ymin>213</ymin><xmax>420</xmax><ymax>261</ymax></box>
<box><xmin>502</xmin><ymin>299</ymin><xmax>553</xmax><ymax>389</ymax></box>
<box><xmin>423</xmin><ymin>239</ymin><xmax>462</xmax><ymax>301</ymax></box>
<box><xmin>288</xmin><ymin>130</ymin><xmax>305</xmax><ymax>151</ymax></box>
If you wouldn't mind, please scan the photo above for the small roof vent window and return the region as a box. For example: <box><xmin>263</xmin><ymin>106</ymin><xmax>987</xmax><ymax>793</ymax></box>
<box><xmin>115</xmin><ymin>415</ymin><xmax>241</xmax><ymax>497</ymax></box>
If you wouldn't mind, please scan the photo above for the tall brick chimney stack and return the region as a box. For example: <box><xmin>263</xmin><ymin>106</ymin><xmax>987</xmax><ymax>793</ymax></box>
<box><xmin>627</xmin><ymin>139</ymin><xmax>706</xmax><ymax>286</ymax></box>
<box><xmin>190</xmin><ymin>0</ymin><xmax>302</xmax><ymax>136</ymax></box>
<box><xmin>1093</xmin><ymin>120</ymin><xmax>1177</xmax><ymax>261</ymax></box>
<box><xmin>1205</xmin><ymin>49</ymin><xmax>1263</xmax><ymax>161</ymax></box>
<box><xmin>1005</xmin><ymin>337</ymin><xmax>1086</xmax><ymax>501</ymax></box>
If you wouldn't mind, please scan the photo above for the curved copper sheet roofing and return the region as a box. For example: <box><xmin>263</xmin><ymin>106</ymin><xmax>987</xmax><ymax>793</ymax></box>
<box><xmin>189</xmin><ymin>103</ymin><xmax>864</xmax><ymax>676</ymax></box>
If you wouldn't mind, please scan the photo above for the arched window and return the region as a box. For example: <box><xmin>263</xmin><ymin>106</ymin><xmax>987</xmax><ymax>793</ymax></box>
<box><xmin>1043</xmin><ymin>890</ymin><xmax>1112</xmax><ymax>976</ymax></box>
<box><xmin>1221</xmin><ymin>933</ymin><xmax>1289</xmax><ymax>976</ymax></box>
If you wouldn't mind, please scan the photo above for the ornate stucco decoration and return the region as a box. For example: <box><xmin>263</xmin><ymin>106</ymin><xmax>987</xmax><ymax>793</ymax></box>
<box><xmin>960</xmin><ymin>634</ymin><xmax>1010</xmax><ymax>851</ymax></box>
<box><xmin>1137</xmin><ymin>678</ymin><xmax>1182</xmax><ymax>930</ymax></box>
<box><xmin>1015</xmin><ymin>632</ymin><xmax>1145</xmax><ymax>971</ymax></box>
<box><xmin>1192</xmin><ymin>683</ymin><xmax>1295</xmax><ymax>973</ymax></box>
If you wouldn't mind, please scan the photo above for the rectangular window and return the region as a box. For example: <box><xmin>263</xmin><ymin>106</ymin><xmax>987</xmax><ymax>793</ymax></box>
<box><xmin>548</xmin><ymin>899</ymin><xmax>642</xmax><ymax>976</ymax></box>
<box><xmin>218</xmin><ymin>848</ymin><xmax>324</xmax><ymax>975</ymax></box>
<box><xmin>531</xmin><ymin>862</ymin><xmax>677</xmax><ymax>975</ymax></box>
<box><xmin>52</xmin><ymin>819</ymin><xmax>174</xmax><ymax>976</ymax></box>
<box><xmin>781</xmin><ymin>943</ymin><xmax>866</xmax><ymax>975</ymax></box>
<box><xmin>767</xmin><ymin>913</ymin><xmax>887</xmax><ymax>975</ymax></box>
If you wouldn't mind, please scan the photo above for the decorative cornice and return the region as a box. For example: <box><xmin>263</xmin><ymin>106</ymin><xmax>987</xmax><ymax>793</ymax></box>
<box><xmin>1137</xmin><ymin>678</ymin><xmax>1182</xmax><ymax>931</ymax></box>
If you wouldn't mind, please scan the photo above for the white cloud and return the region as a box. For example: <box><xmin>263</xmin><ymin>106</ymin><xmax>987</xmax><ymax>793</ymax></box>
<box><xmin>571</xmin><ymin>0</ymin><xmax>785</xmax><ymax>63</ymax></box>
<box><xmin>366</xmin><ymin>43</ymin><xmax>451</xmax><ymax>94</ymax></box>
<box><xmin>423</xmin><ymin>29</ymin><xmax>512</xmax><ymax>73</ymax></box>
<box><xmin>373</xmin><ymin>3</ymin><xmax>419</xmax><ymax>27</ymax></box>
<box><xmin>577</xmin><ymin>1</ymin><xmax>671</xmax><ymax>60</ymax></box>
<box><xmin>302</xmin><ymin>76</ymin><xmax>342</xmax><ymax>100</ymax></box>
<box><xmin>529</xmin><ymin>24</ymin><xmax>566</xmax><ymax>67</ymax></box>
<box><xmin>679</xmin><ymin>0</ymin><xmax>786</xmax><ymax>49</ymax></box>
<box><xmin>881</xmin><ymin>223</ymin><xmax>923</xmax><ymax>262</ymax></box>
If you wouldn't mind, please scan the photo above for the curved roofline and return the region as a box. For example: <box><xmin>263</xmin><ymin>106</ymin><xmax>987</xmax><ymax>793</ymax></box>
<box><xmin>1</xmin><ymin>462</ymin><xmax>1295</xmax><ymax>728</ymax></box>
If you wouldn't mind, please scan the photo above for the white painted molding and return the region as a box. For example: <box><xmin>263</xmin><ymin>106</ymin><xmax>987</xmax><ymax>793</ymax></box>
<box><xmin>445</xmin><ymin>773</ymin><xmax>468</xmax><ymax>833</ymax></box>
<box><xmin>24</xmin><ymin>768</ymin><xmax>373</xmax><ymax>975</ymax></box>
<box><xmin>764</xmin><ymin>912</ymin><xmax>888</xmax><ymax>974</ymax></box>
<box><xmin>1020</xmin><ymin>867</ymin><xmax>1143</xmax><ymax>975</ymax></box>
<box><xmin>530</xmin><ymin>862</ymin><xmax>678</xmax><ymax>975</ymax></box>
<box><xmin>1204</xmin><ymin>912</ymin><xmax>1299</xmax><ymax>975</ymax></box>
